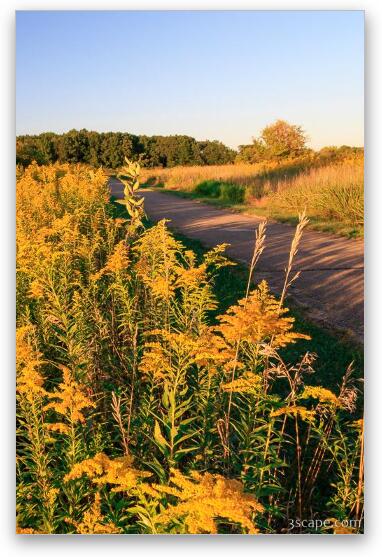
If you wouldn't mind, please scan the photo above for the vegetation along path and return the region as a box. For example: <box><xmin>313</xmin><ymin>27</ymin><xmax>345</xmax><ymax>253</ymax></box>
<box><xmin>109</xmin><ymin>177</ymin><xmax>364</xmax><ymax>341</ymax></box>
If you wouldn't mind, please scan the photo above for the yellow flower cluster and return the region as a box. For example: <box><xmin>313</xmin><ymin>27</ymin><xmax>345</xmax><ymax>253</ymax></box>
<box><xmin>64</xmin><ymin>452</ymin><xmax>151</xmax><ymax>492</ymax></box>
<box><xmin>44</xmin><ymin>365</ymin><xmax>95</xmax><ymax>424</ymax></box>
<box><xmin>16</xmin><ymin>527</ymin><xmax>39</xmax><ymax>535</ymax></box>
<box><xmin>70</xmin><ymin>493</ymin><xmax>120</xmax><ymax>534</ymax></box>
<box><xmin>139</xmin><ymin>328</ymin><xmax>233</xmax><ymax>380</ymax></box>
<box><xmin>175</xmin><ymin>264</ymin><xmax>207</xmax><ymax>289</ymax></box>
<box><xmin>351</xmin><ymin>418</ymin><xmax>364</xmax><ymax>430</ymax></box>
<box><xmin>16</xmin><ymin>325</ymin><xmax>47</xmax><ymax>402</ymax></box>
<box><xmin>134</xmin><ymin>220</ymin><xmax>182</xmax><ymax>301</ymax></box>
<box><xmin>153</xmin><ymin>468</ymin><xmax>263</xmax><ymax>534</ymax></box>
<box><xmin>139</xmin><ymin>330</ymin><xmax>198</xmax><ymax>381</ymax></box>
<box><xmin>270</xmin><ymin>405</ymin><xmax>315</xmax><ymax>422</ymax></box>
<box><xmin>28</xmin><ymin>279</ymin><xmax>45</xmax><ymax>299</ymax></box>
<box><xmin>216</xmin><ymin>280</ymin><xmax>310</xmax><ymax>348</ymax></box>
<box><xmin>221</xmin><ymin>372</ymin><xmax>263</xmax><ymax>394</ymax></box>
<box><xmin>300</xmin><ymin>385</ymin><xmax>339</xmax><ymax>406</ymax></box>
<box><xmin>91</xmin><ymin>240</ymin><xmax>130</xmax><ymax>281</ymax></box>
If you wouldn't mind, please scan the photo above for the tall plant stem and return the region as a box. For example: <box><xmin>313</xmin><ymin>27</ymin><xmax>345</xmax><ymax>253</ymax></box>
<box><xmin>355</xmin><ymin>418</ymin><xmax>364</xmax><ymax>521</ymax></box>
<box><xmin>224</xmin><ymin>222</ymin><xmax>266</xmax><ymax>460</ymax></box>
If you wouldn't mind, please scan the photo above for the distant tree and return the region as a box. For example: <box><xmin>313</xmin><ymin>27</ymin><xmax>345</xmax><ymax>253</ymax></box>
<box><xmin>35</xmin><ymin>133</ymin><xmax>57</xmax><ymax>164</ymax></box>
<box><xmin>16</xmin><ymin>137</ymin><xmax>47</xmax><ymax>166</ymax></box>
<box><xmin>198</xmin><ymin>140</ymin><xmax>235</xmax><ymax>165</ymax></box>
<box><xmin>261</xmin><ymin>119</ymin><xmax>307</xmax><ymax>158</ymax></box>
<box><xmin>236</xmin><ymin>120</ymin><xmax>307</xmax><ymax>164</ymax></box>
<box><xmin>236</xmin><ymin>140</ymin><xmax>266</xmax><ymax>164</ymax></box>
<box><xmin>60</xmin><ymin>129</ymin><xmax>89</xmax><ymax>163</ymax></box>
<box><xmin>86</xmin><ymin>131</ymin><xmax>102</xmax><ymax>166</ymax></box>
<box><xmin>100</xmin><ymin>133</ymin><xmax>122</xmax><ymax>168</ymax></box>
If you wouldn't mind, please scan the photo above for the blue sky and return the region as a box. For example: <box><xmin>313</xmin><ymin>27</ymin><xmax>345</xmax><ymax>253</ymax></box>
<box><xmin>16</xmin><ymin>10</ymin><xmax>364</xmax><ymax>149</ymax></box>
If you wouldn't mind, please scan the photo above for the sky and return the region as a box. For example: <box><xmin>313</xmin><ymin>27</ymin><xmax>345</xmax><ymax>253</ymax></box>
<box><xmin>16</xmin><ymin>10</ymin><xmax>364</xmax><ymax>149</ymax></box>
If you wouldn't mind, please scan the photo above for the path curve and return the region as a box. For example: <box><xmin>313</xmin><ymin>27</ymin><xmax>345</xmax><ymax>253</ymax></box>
<box><xmin>109</xmin><ymin>178</ymin><xmax>364</xmax><ymax>341</ymax></box>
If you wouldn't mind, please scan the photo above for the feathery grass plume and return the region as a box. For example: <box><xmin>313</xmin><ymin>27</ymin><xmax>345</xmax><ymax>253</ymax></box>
<box><xmin>279</xmin><ymin>211</ymin><xmax>309</xmax><ymax>309</ymax></box>
<box><xmin>111</xmin><ymin>391</ymin><xmax>130</xmax><ymax>456</ymax></box>
<box><xmin>245</xmin><ymin>219</ymin><xmax>266</xmax><ymax>297</ymax></box>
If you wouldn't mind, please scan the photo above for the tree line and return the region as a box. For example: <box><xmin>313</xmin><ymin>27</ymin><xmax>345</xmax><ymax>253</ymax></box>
<box><xmin>16</xmin><ymin>121</ymin><xmax>363</xmax><ymax>169</ymax></box>
<box><xmin>16</xmin><ymin>130</ymin><xmax>236</xmax><ymax>168</ymax></box>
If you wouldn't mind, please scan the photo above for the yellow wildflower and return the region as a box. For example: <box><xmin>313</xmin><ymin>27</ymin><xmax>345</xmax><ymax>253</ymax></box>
<box><xmin>150</xmin><ymin>276</ymin><xmax>175</xmax><ymax>300</ymax></box>
<box><xmin>153</xmin><ymin>468</ymin><xmax>263</xmax><ymax>534</ymax></box>
<box><xmin>192</xmin><ymin>327</ymin><xmax>235</xmax><ymax>371</ymax></box>
<box><xmin>44</xmin><ymin>366</ymin><xmax>95</xmax><ymax>424</ymax></box>
<box><xmin>64</xmin><ymin>452</ymin><xmax>151</xmax><ymax>492</ymax></box>
<box><xmin>215</xmin><ymin>280</ymin><xmax>310</xmax><ymax>348</ymax></box>
<box><xmin>72</xmin><ymin>493</ymin><xmax>120</xmax><ymax>534</ymax></box>
<box><xmin>300</xmin><ymin>385</ymin><xmax>339</xmax><ymax>406</ymax></box>
<box><xmin>175</xmin><ymin>264</ymin><xmax>207</xmax><ymax>289</ymax></box>
<box><xmin>351</xmin><ymin>418</ymin><xmax>364</xmax><ymax>430</ymax></box>
<box><xmin>16</xmin><ymin>325</ymin><xmax>47</xmax><ymax>401</ymax></box>
<box><xmin>139</xmin><ymin>330</ymin><xmax>198</xmax><ymax>381</ymax></box>
<box><xmin>139</xmin><ymin>341</ymin><xmax>171</xmax><ymax>381</ymax></box>
<box><xmin>134</xmin><ymin>220</ymin><xmax>181</xmax><ymax>300</ymax></box>
<box><xmin>91</xmin><ymin>240</ymin><xmax>129</xmax><ymax>281</ymax></box>
<box><xmin>16</xmin><ymin>527</ymin><xmax>39</xmax><ymax>535</ymax></box>
<box><xmin>104</xmin><ymin>241</ymin><xmax>129</xmax><ymax>273</ymax></box>
<box><xmin>28</xmin><ymin>279</ymin><xmax>45</xmax><ymax>299</ymax></box>
<box><xmin>45</xmin><ymin>422</ymin><xmax>70</xmax><ymax>435</ymax></box>
<box><xmin>270</xmin><ymin>405</ymin><xmax>315</xmax><ymax>422</ymax></box>
<box><xmin>221</xmin><ymin>372</ymin><xmax>263</xmax><ymax>394</ymax></box>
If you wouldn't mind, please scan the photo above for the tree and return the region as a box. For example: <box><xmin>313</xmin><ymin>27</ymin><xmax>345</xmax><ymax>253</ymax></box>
<box><xmin>260</xmin><ymin>119</ymin><xmax>307</xmax><ymax>158</ymax></box>
<box><xmin>198</xmin><ymin>140</ymin><xmax>235</xmax><ymax>165</ymax></box>
<box><xmin>236</xmin><ymin>140</ymin><xmax>266</xmax><ymax>164</ymax></box>
<box><xmin>60</xmin><ymin>129</ymin><xmax>90</xmax><ymax>163</ymax></box>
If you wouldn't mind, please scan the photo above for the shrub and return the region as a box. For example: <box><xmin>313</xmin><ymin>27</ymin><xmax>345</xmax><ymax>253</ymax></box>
<box><xmin>194</xmin><ymin>180</ymin><xmax>221</xmax><ymax>198</ymax></box>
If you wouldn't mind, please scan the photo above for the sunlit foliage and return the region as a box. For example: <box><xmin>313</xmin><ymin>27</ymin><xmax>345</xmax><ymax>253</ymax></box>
<box><xmin>16</xmin><ymin>161</ymin><xmax>363</xmax><ymax>534</ymax></box>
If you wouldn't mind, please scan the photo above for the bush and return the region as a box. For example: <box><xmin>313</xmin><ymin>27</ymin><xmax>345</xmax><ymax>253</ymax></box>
<box><xmin>194</xmin><ymin>180</ymin><xmax>245</xmax><ymax>204</ymax></box>
<box><xmin>219</xmin><ymin>182</ymin><xmax>245</xmax><ymax>204</ymax></box>
<box><xmin>194</xmin><ymin>180</ymin><xmax>222</xmax><ymax>198</ymax></box>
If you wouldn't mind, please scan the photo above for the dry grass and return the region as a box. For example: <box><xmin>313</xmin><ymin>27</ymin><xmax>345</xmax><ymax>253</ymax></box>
<box><xmin>253</xmin><ymin>158</ymin><xmax>364</xmax><ymax>230</ymax></box>
<box><xmin>141</xmin><ymin>160</ymin><xmax>285</xmax><ymax>192</ymax></box>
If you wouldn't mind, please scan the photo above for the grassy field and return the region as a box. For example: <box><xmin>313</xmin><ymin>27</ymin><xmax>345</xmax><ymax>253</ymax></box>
<box><xmin>141</xmin><ymin>154</ymin><xmax>364</xmax><ymax>238</ymax></box>
<box><xmin>16</xmin><ymin>162</ymin><xmax>363</xmax><ymax>534</ymax></box>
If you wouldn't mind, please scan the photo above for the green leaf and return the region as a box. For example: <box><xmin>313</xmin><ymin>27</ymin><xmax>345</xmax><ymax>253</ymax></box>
<box><xmin>154</xmin><ymin>420</ymin><xmax>169</xmax><ymax>450</ymax></box>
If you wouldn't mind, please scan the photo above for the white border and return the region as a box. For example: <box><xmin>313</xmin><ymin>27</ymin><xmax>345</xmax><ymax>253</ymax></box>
<box><xmin>2</xmin><ymin>1</ymin><xmax>380</xmax><ymax>556</ymax></box>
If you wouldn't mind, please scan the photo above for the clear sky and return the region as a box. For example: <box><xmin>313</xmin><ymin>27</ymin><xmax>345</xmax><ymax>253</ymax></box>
<box><xmin>16</xmin><ymin>10</ymin><xmax>364</xmax><ymax>149</ymax></box>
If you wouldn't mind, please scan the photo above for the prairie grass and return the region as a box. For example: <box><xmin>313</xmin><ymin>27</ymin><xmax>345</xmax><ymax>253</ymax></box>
<box><xmin>255</xmin><ymin>160</ymin><xmax>364</xmax><ymax>232</ymax></box>
<box><xmin>16</xmin><ymin>161</ymin><xmax>363</xmax><ymax>534</ymax></box>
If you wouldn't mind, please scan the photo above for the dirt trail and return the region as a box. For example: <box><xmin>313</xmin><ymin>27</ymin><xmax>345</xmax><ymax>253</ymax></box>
<box><xmin>109</xmin><ymin>178</ymin><xmax>364</xmax><ymax>341</ymax></box>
